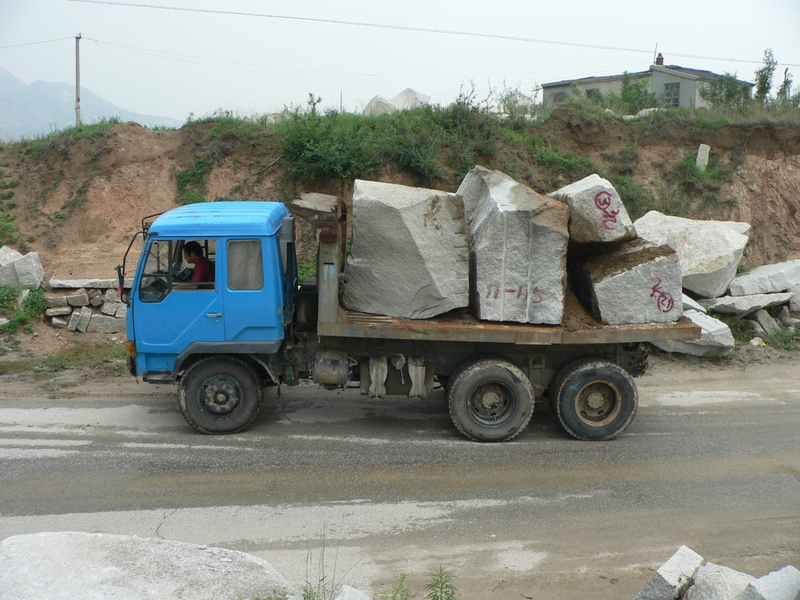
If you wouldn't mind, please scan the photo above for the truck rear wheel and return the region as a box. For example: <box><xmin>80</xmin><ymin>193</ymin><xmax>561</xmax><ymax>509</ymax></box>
<box><xmin>178</xmin><ymin>356</ymin><xmax>263</xmax><ymax>434</ymax></box>
<box><xmin>447</xmin><ymin>358</ymin><xmax>534</xmax><ymax>442</ymax></box>
<box><xmin>553</xmin><ymin>359</ymin><xmax>637</xmax><ymax>441</ymax></box>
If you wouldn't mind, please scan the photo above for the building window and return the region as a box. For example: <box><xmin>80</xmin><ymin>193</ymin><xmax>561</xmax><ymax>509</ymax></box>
<box><xmin>664</xmin><ymin>82</ymin><xmax>680</xmax><ymax>107</ymax></box>
<box><xmin>585</xmin><ymin>88</ymin><xmax>599</xmax><ymax>101</ymax></box>
<box><xmin>552</xmin><ymin>92</ymin><xmax>566</xmax><ymax>104</ymax></box>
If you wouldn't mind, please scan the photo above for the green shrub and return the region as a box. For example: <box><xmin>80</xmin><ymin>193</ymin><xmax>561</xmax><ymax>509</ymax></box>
<box><xmin>0</xmin><ymin>286</ymin><xmax>48</xmax><ymax>334</ymax></box>
<box><xmin>175</xmin><ymin>156</ymin><xmax>213</xmax><ymax>204</ymax></box>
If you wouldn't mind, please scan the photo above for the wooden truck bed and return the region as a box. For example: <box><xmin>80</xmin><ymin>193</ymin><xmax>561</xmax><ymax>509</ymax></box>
<box><xmin>318</xmin><ymin>294</ymin><xmax>702</xmax><ymax>346</ymax></box>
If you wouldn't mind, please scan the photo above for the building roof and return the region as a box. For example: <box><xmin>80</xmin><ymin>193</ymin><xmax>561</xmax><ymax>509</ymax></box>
<box><xmin>543</xmin><ymin>64</ymin><xmax>752</xmax><ymax>89</ymax></box>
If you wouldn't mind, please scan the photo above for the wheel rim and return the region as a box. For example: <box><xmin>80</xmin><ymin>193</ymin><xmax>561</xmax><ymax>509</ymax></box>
<box><xmin>197</xmin><ymin>374</ymin><xmax>244</xmax><ymax>418</ymax></box>
<box><xmin>468</xmin><ymin>381</ymin><xmax>516</xmax><ymax>426</ymax></box>
<box><xmin>573</xmin><ymin>379</ymin><xmax>622</xmax><ymax>427</ymax></box>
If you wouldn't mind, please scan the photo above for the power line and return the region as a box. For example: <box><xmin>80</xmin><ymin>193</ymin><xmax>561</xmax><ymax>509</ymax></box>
<box><xmin>68</xmin><ymin>0</ymin><xmax>796</xmax><ymax>67</ymax></box>
<box><xmin>0</xmin><ymin>37</ymin><xmax>74</xmax><ymax>50</ymax></box>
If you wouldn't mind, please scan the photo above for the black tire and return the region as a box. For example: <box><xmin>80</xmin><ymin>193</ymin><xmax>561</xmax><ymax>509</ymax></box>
<box><xmin>447</xmin><ymin>358</ymin><xmax>534</xmax><ymax>442</ymax></box>
<box><xmin>553</xmin><ymin>359</ymin><xmax>637</xmax><ymax>441</ymax></box>
<box><xmin>178</xmin><ymin>356</ymin><xmax>263</xmax><ymax>434</ymax></box>
<box><xmin>547</xmin><ymin>356</ymin><xmax>594</xmax><ymax>414</ymax></box>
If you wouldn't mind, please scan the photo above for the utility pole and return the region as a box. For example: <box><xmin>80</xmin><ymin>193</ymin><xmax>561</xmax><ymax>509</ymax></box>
<box><xmin>75</xmin><ymin>34</ymin><xmax>82</xmax><ymax>127</ymax></box>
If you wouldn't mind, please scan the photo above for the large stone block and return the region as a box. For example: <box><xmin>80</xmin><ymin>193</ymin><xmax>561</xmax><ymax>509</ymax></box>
<box><xmin>574</xmin><ymin>242</ymin><xmax>683</xmax><ymax>325</ymax></box>
<box><xmin>699</xmin><ymin>293</ymin><xmax>793</xmax><ymax>316</ymax></box>
<box><xmin>458</xmin><ymin>166</ymin><xmax>569</xmax><ymax>324</ymax></box>
<box><xmin>342</xmin><ymin>180</ymin><xmax>469</xmax><ymax>319</ymax></box>
<box><xmin>548</xmin><ymin>174</ymin><xmax>636</xmax><ymax>243</ymax></box>
<box><xmin>738</xmin><ymin>565</ymin><xmax>800</xmax><ymax>600</ymax></box>
<box><xmin>362</xmin><ymin>95</ymin><xmax>395</xmax><ymax>116</ymax></box>
<box><xmin>0</xmin><ymin>251</ymin><xmax>44</xmax><ymax>288</ymax></box>
<box><xmin>686</xmin><ymin>563</ymin><xmax>755</xmax><ymax>600</ymax></box>
<box><xmin>0</xmin><ymin>532</ymin><xmax>301</xmax><ymax>600</ymax></box>
<box><xmin>652</xmin><ymin>309</ymin><xmax>734</xmax><ymax>357</ymax></box>
<box><xmin>49</xmin><ymin>277</ymin><xmax>132</xmax><ymax>289</ymax></box>
<box><xmin>634</xmin><ymin>211</ymin><xmax>750</xmax><ymax>298</ymax></box>
<box><xmin>635</xmin><ymin>545</ymin><xmax>704</xmax><ymax>600</ymax></box>
<box><xmin>76</xmin><ymin>306</ymin><xmax>93</xmax><ymax>333</ymax></box>
<box><xmin>86</xmin><ymin>314</ymin><xmax>126</xmax><ymax>333</ymax></box>
<box><xmin>728</xmin><ymin>260</ymin><xmax>800</xmax><ymax>296</ymax></box>
<box><xmin>0</xmin><ymin>245</ymin><xmax>23</xmax><ymax>267</ymax></box>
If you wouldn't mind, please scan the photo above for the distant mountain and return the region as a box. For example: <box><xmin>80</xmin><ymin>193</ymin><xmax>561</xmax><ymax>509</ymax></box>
<box><xmin>0</xmin><ymin>65</ymin><xmax>183</xmax><ymax>141</ymax></box>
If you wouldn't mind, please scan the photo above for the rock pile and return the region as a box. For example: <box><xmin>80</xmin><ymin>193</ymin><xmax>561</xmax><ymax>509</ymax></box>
<box><xmin>633</xmin><ymin>212</ymin><xmax>800</xmax><ymax>357</ymax></box>
<box><xmin>344</xmin><ymin>169</ymin><xmax>684</xmax><ymax>326</ymax></box>
<box><xmin>0</xmin><ymin>246</ymin><xmax>44</xmax><ymax>288</ymax></box>
<box><xmin>44</xmin><ymin>277</ymin><xmax>130</xmax><ymax>333</ymax></box>
<box><xmin>634</xmin><ymin>545</ymin><xmax>800</xmax><ymax>600</ymax></box>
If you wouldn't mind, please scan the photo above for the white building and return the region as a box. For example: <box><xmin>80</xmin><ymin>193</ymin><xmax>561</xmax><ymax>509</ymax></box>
<box><xmin>542</xmin><ymin>54</ymin><xmax>752</xmax><ymax>110</ymax></box>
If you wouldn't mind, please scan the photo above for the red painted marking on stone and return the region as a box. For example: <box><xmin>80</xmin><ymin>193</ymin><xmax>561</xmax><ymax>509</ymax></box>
<box><xmin>594</xmin><ymin>191</ymin><xmax>620</xmax><ymax>230</ymax></box>
<box><xmin>485</xmin><ymin>284</ymin><xmax>546</xmax><ymax>303</ymax></box>
<box><xmin>650</xmin><ymin>277</ymin><xmax>675</xmax><ymax>313</ymax></box>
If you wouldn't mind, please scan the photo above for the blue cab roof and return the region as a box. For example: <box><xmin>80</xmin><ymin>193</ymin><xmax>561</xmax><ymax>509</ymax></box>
<box><xmin>148</xmin><ymin>201</ymin><xmax>289</xmax><ymax>238</ymax></box>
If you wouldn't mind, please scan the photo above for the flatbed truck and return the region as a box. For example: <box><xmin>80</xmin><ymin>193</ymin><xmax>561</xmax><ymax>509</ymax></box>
<box><xmin>120</xmin><ymin>194</ymin><xmax>700</xmax><ymax>442</ymax></box>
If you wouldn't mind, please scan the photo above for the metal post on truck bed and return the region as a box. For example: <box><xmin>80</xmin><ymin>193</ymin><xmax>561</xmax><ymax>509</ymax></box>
<box><xmin>289</xmin><ymin>193</ymin><xmax>347</xmax><ymax>328</ymax></box>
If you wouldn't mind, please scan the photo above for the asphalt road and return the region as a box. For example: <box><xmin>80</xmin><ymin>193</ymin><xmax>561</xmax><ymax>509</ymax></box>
<box><xmin>0</xmin><ymin>356</ymin><xmax>798</xmax><ymax>599</ymax></box>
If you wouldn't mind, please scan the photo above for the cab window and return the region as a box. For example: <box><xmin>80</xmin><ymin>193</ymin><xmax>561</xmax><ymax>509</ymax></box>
<box><xmin>228</xmin><ymin>239</ymin><xmax>263</xmax><ymax>290</ymax></box>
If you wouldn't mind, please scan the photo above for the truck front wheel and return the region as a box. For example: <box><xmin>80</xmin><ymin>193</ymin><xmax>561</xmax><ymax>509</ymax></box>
<box><xmin>553</xmin><ymin>359</ymin><xmax>637</xmax><ymax>441</ymax></box>
<box><xmin>178</xmin><ymin>356</ymin><xmax>263</xmax><ymax>434</ymax></box>
<box><xmin>447</xmin><ymin>358</ymin><xmax>534</xmax><ymax>442</ymax></box>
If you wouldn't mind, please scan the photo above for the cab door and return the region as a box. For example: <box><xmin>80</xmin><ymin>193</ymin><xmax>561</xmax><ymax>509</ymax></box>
<box><xmin>133</xmin><ymin>239</ymin><xmax>224</xmax><ymax>374</ymax></box>
<box><xmin>222</xmin><ymin>238</ymin><xmax>285</xmax><ymax>346</ymax></box>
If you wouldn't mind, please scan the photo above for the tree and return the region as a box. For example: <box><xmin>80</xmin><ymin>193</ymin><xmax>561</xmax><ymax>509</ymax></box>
<box><xmin>777</xmin><ymin>68</ymin><xmax>793</xmax><ymax>102</ymax></box>
<box><xmin>619</xmin><ymin>72</ymin><xmax>658</xmax><ymax>114</ymax></box>
<box><xmin>699</xmin><ymin>73</ymin><xmax>751</xmax><ymax>108</ymax></box>
<box><xmin>754</xmin><ymin>48</ymin><xmax>777</xmax><ymax>102</ymax></box>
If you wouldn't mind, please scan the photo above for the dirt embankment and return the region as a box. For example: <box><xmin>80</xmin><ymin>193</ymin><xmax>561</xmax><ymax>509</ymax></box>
<box><xmin>1</xmin><ymin>115</ymin><xmax>799</xmax><ymax>282</ymax></box>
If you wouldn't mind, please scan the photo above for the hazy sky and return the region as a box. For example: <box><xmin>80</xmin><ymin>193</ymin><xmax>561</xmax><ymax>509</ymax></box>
<box><xmin>1</xmin><ymin>0</ymin><xmax>799</xmax><ymax>121</ymax></box>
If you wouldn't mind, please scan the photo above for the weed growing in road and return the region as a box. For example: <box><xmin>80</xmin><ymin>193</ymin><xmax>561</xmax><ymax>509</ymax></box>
<box><xmin>380</xmin><ymin>573</ymin><xmax>411</xmax><ymax>600</ymax></box>
<box><xmin>425</xmin><ymin>566</ymin><xmax>458</xmax><ymax>600</ymax></box>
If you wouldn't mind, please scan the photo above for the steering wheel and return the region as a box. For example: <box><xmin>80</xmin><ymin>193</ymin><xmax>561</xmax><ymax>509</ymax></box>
<box><xmin>172</xmin><ymin>262</ymin><xmax>192</xmax><ymax>283</ymax></box>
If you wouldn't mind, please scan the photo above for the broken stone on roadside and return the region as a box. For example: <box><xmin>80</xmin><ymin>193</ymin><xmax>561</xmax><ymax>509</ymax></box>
<box><xmin>66</xmin><ymin>289</ymin><xmax>90</xmax><ymax>307</ymax></box>
<box><xmin>45</xmin><ymin>307</ymin><xmax>73</xmax><ymax>317</ymax></box>
<box><xmin>634</xmin><ymin>211</ymin><xmax>750</xmax><ymax>298</ymax></box>
<box><xmin>738</xmin><ymin>565</ymin><xmax>800</xmax><ymax>600</ymax></box>
<box><xmin>75</xmin><ymin>306</ymin><xmax>93</xmax><ymax>333</ymax></box>
<box><xmin>0</xmin><ymin>245</ymin><xmax>23</xmax><ymax>267</ymax></box>
<box><xmin>753</xmin><ymin>309</ymin><xmax>781</xmax><ymax>336</ymax></box>
<box><xmin>699</xmin><ymin>292</ymin><xmax>793</xmax><ymax>317</ymax></box>
<box><xmin>548</xmin><ymin>173</ymin><xmax>636</xmax><ymax>243</ymax></box>
<box><xmin>634</xmin><ymin>545</ymin><xmax>704</xmax><ymax>600</ymax></box>
<box><xmin>685</xmin><ymin>562</ymin><xmax>755</xmax><ymax>600</ymax></box>
<box><xmin>0</xmin><ymin>532</ymin><xmax>300</xmax><ymax>600</ymax></box>
<box><xmin>458</xmin><ymin>166</ymin><xmax>569</xmax><ymax>324</ymax></box>
<box><xmin>573</xmin><ymin>241</ymin><xmax>683</xmax><ymax>325</ymax></box>
<box><xmin>86</xmin><ymin>314</ymin><xmax>125</xmax><ymax>334</ymax></box>
<box><xmin>652</xmin><ymin>310</ymin><xmax>734</xmax><ymax>357</ymax></box>
<box><xmin>50</xmin><ymin>316</ymin><xmax>68</xmax><ymax>328</ymax></box>
<box><xmin>683</xmin><ymin>294</ymin><xmax>707</xmax><ymax>313</ymax></box>
<box><xmin>728</xmin><ymin>259</ymin><xmax>800</xmax><ymax>296</ymax></box>
<box><xmin>342</xmin><ymin>180</ymin><xmax>469</xmax><ymax>320</ymax></box>
<box><xmin>49</xmin><ymin>277</ymin><xmax>129</xmax><ymax>289</ymax></box>
<box><xmin>696</xmin><ymin>143</ymin><xmax>711</xmax><ymax>171</ymax></box>
<box><xmin>0</xmin><ymin>251</ymin><xmax>45</xmax><ymax>288</ymax></box>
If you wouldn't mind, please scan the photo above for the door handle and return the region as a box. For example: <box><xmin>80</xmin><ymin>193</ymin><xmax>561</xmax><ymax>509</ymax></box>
<box><xmin>206</xmin><ymin>313</ymin><xmax>223</xmax><ymax>318</ymax></box>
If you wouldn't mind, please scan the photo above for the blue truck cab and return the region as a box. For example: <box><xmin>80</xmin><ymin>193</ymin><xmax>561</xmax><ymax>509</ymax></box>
<box><xmin>126</xmin><ymin>202</ymin><xmax>294</xmax><ymax>390</ymax></box>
